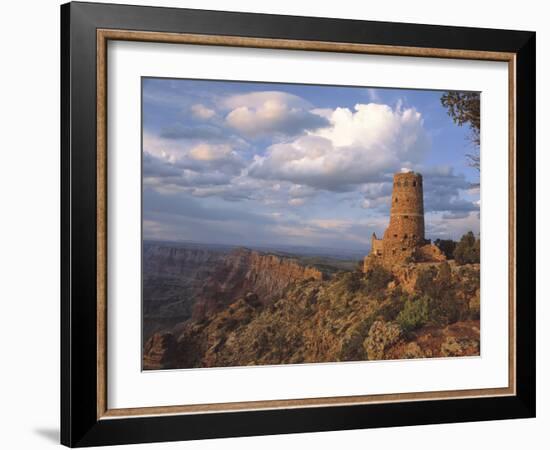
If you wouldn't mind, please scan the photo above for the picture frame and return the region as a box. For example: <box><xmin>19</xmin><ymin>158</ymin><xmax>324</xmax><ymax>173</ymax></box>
<box><xmin>61</xmin><ymin>1</ymin><xmax>535</xmax><ymax>447</ymax></box>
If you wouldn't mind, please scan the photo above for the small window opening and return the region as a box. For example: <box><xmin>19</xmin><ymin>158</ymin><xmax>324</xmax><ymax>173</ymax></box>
<box><xmin>413</xmin><ymin>181</ymin><xmax>416</xmax><ymax>187</ymax></box>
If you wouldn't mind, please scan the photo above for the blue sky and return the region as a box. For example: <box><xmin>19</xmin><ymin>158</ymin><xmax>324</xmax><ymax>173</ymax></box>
<box><xmin>142</xmin><ymin>78</ymin><xmax>480</xmax><ymax>251</ymax></box>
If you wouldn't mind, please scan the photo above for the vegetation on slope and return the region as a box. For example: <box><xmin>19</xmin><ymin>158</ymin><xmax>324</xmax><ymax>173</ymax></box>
<box><xmin>144</xmin><ymin>257</ymin><xmax>480</xmax><ymax>370</ymax></box>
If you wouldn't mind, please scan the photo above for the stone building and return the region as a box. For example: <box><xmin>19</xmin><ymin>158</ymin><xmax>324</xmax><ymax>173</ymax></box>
<box><xmin>364</xmin><ymin>171</ymin><xmax>445</xmax><ymax>270</ymax></box>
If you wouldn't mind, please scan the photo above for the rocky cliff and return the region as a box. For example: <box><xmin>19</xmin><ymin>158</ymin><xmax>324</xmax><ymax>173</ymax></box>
<box><xmin>143</xmin><ymin>244</ymin><xmax>323</xmax><ymax>341</ymax></box>
<box><xmin>143</xmin><ymin>243</ymin><xmax>229</xmax><ymax>341</ymax></box>
<box><xmin>144</xmin><ymin>259</ymin><xmax>480</xmax><ymax>369</ymax></box>
<box><xmin>191</xmin><ymin>247</ymin><xmax>323</xmax><ymax>320</ymax></box>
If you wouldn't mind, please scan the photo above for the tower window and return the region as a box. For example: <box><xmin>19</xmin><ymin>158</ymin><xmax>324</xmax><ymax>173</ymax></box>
<box><xmin>413</xmin><ymin>181</ymin><xmax>416</xmax><ymax>187</ymax></box>
<box><xmin>393</xmin><ymin>234</ymin><xmax>398</xmax><ymax>238</ymax></box>
<box><xmin>395</xmin><ymin>197</ymin><xmax>398</xmax><ymax>203</ymax></box>
<box><xmin>413</xmin><ymin>234</ymin><xmax>416</xmax><ymax>239</ymax></box>
<box><xmin>404</xmin><ymin>234</ymin><xmax>408</xmax><ymax>239</ymax></box>
<box><xmin>404</xmin><ymin>215</ymin><xmax>408</xmax><ymax>219</ymax></box>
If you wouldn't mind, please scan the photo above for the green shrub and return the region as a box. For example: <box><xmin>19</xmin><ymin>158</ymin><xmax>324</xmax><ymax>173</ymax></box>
<box><xmin>469</xmin><ymin>290</ymin><xmax>480</xmax><ymax>319</ymax></box>
<box><xmin>457</xmin><ymin>266</ymin><xmax>480</xmax><ymax>295</ymax></box>
<box><xmin>363</xmin><ymin>265</ymin><xmax>393</xmax><ymax>297</ymax></box>
<box><xmin>415</xmin><ymin>266</ymin><xmax>437</xmax><ymax>296</ymax></box>
<box><xmin>434</xmin><ymin>239</ymin><xmax>457</xmax><ymax>259</ymax></box>
<box><xmin>337</xmin><ymin>271</ymin><xmax>362</xmax><ymax>293</ymax></box>
<box><xmin>427</xmin><ymin>294</ymin><xmax>461</xmax><ymax>327</ymax></box>
<box><xmin>454</xmin><ymin>231</ymin><xmax>480</xmax><ymax>265</ymax></box>
<box><xmin>396</xmin><ymin>296</ymin><xmax>429</xmax><ymax>332</ymax></box>
<box><xmin>377</xmin><ymin>296</ymin><xmax>405</xmax><ymax>322</ymax></box>
<box><xmin>339</xmin><ymin>318</ymin><xmax>374</xmax><ymax>361</ymax></box>
<box><xmin>415</xmin><ymin>262</ymin><xmax>454</xmax><ymax>299</ymax></box>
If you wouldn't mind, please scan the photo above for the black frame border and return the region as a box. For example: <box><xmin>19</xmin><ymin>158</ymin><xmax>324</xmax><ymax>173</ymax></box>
<box><xmin>61</xmin><ymin>2</ymin><xmax>535</xmax><ymax>447</ymax></box>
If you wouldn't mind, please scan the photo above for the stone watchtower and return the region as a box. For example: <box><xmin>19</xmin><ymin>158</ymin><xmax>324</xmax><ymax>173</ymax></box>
<box><xmin>383</xmin><ymin>172</ymin><xmax>425</xmax><ymax>256</ymax></box>
<box><xmin>365</xmin><ymin>171</ymin><xmax>445</xmax><ymax>270</ymax></box>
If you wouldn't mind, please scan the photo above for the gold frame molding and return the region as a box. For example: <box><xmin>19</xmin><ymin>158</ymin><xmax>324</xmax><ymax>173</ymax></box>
<box><xmin>96</xmin><ymin>29</ymin><xmax>516</xmax><ymax>420</ymax></box>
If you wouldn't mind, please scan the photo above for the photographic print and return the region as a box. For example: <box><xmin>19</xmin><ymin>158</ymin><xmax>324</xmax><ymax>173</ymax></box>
<box><xmin>141</xmin><ymin>78</ymin><xmax>481</xmax><ymax>370</ymax></box>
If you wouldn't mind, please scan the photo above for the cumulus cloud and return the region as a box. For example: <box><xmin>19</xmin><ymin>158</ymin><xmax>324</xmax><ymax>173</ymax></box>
<box><xmin>224</xmin><ymin>91</ymin><xmax>328</xmax><ymax>138</ymax></box>
<box><xmin>191</xmin><ymin>103</ymin><xmax>216</xmax><ymax>119</ymax></box>
<box><xmin>288</xmin><ymin>198</ymin><xmax>306</xmax><ymax>206</ymax></box>
<box><xmin>142</xmin><ymin>80</ymin><xmax>480</xmax><ymax>248</ymax></box>
<box><xmin>249</xmin><ymin>103</ymin><xmax>430</xmax><ymax>191</ymax></box>
<box><xmin>143</xmin><ymin>152</ymin><xmax>181</xmax><ymax>178</ymax></box>
<box><xmin>143</xmin><ymin>131</ymin><xmax>244</xmax><ymax>178</ymax></box>
<box><xmin>189</xmin><ymin>143</ymin><xmax>231</xmax><ymax>161</ymax></box>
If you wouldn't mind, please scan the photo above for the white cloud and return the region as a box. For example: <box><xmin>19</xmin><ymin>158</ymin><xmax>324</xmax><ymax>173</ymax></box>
<box><xmin>189</xmin><ymin>143</ymin><xmax>232</xmax><ymax>161</ymax></box>
<box><xmin>191</xmin><ymin>103</ymin><xmax>215</xmax><ymax>119</ymax></box>
<box><xmin>288</xmin><ymin>198</ymin><xmax>306</xmax><ymax>206</ymax></box>
<box><xmin>309</xmin><ymin>219</ymin><xmax>351</xmax><ymax>231</ymax></box>
<box><xmin>361</xmin><ymin>199</ymin><xmax>371</xmax><ymax>209</ymax></box>
<box><xmin>144</xmin><ymin>131</ymin><xmax>186</xmax><ymax>161</ymax></box>
<box><xmin>223</xmin><ymin>91</ymin><xmax>308</xmax><ymax>110</ymax></box>
<box><xmin>224</xmin><ymin>91</ymin><xmax>328</xmax><ymax>138</ymax></box>
<box><xmin>249</xmin><ymin>103</ymin><xmax>430</xmax><ymax>191</ymax></box>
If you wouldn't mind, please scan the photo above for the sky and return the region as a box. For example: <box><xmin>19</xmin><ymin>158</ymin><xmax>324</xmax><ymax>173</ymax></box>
<box><xmin>142</xmin><ymin>78</ymin><xmax>480</xmax><ymax>252</ymax></box>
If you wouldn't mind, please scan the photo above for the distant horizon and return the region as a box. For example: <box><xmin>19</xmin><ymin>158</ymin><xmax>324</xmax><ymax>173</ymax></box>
<box><xmin>142</xmin><ymin>230</ymin><xmax>479</xmax><ymax>259</ymax></box>
<box><xmin>143</xmin><ymin>237</ymin><xmax>369</xmax><ymax>255</ymax></box>
<box><xmin>143</xmin><ymin>79</ymin><xmax>480</xmax><ymax>248</ymax></box>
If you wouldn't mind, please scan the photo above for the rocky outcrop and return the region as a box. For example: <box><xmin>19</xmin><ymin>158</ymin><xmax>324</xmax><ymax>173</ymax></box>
<box><xmin>142</xmin><ymin>243</ymin><xmax>230</xmax><ymax>341</ymax></box>
<box><xmin>143</xmin><ymin>252</ymin><xmax>480</xmax><ymax>370</ymax></box>
<box><xmin>415</xmin><ymin>244</ymin><xmax>447</xmax><ymax>262</ymax></box>
<box><xmin>363</xmin><ymin>321</ymin><xmax>402</xmax><ymax>360</ymax></box>
<box><xmin>191</xmin><ymin>248</ymin><xmax>323</xmax><ymax>320</ymax></box>
<box><xmin>384</xmin><ymin>320</ymin><xmax>480</xmax><ymax>359</ymax></box>
<box><xmin>142</xmin><ymin>332</ymin><xmax>177</xmax><ymax>370</ymax></box>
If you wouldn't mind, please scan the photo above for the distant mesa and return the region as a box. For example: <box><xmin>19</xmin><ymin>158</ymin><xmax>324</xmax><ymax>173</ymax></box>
<box><xmin>364</xmin><ymin>171</ymin><xmax>446</xmax><ymax>271</ymax></box>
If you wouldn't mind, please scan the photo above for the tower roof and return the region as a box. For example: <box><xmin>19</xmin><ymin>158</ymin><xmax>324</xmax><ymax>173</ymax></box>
<box><xmin>393</xmin><ymin>171</ymin><xmax>422</xmax><ymax>179</ymax></box>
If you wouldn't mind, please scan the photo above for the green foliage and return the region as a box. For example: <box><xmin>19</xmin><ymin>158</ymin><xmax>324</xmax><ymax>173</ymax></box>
<box><xmin>378</xmin><ymin>295</ymin><xmax>405</xmax><ymax>322</ymax></box>
<box><xmin>436</xmin><ymin>261</ymin><xmax>452</xmax><ymax>288</ymax></box>
<box><xmin>363</xmin><ymin>265</ymin><xmax>393</xmax><ymax>297</ymax></box>
<box><xmin>428</xmin><ymin>294</ymin><xmax>462</xmax><ymax>327</ymax></box>
<box><xmin>457</xmin><ymin>265</ymin><xmax>480</xmax><ymax>295</ymax></box>
<box><xmin>339</xmin><ymin>318</ymin><xmax>374</xmax><ymax>361</ymax></box>
<box><xmin>415</xmin><ymin>266</ymin><xmax>438</xmax><ymax>296</ymax></box>
<box><xmin>454</xmin><ymin>231</ymin><xmax>480</xmax><ymax>265</ymax></box>
<box><xmin>335</xmin><ymin>271</ymin><xmax>362</xmax><ymax>294</ymax></box>
<box><xmin>397</xmin><ymin>296</ymin><xmax>429</xmax><ymax>332</ymax></box>
<box><xmin>441</xmin><ymin>91</ymin><xmax>480</xmax><ymax>170</ymax></box>
<box><xmin>434</xmin><ymin>239</ymin><xmax>457</xmax><ymax>259</ymax></box>
<box><xmin>469</xmin><ymin>290</ymin><xmax>480</xmax><ymax>319</ymax></box>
